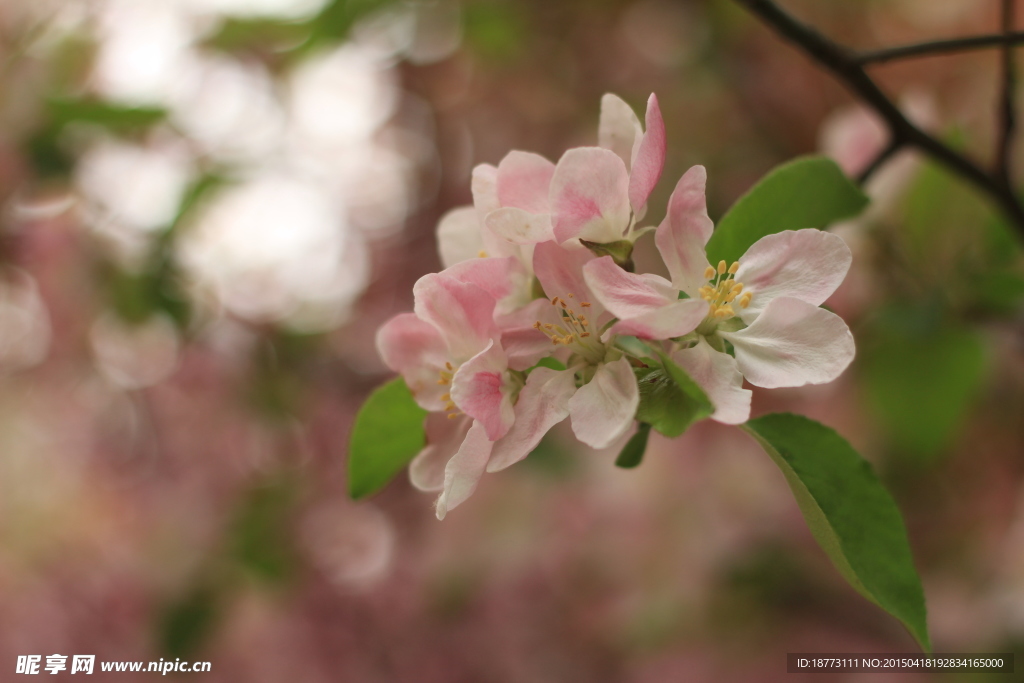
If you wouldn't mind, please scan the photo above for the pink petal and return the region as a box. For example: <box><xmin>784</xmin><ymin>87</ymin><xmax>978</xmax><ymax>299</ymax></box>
<box><xmin>497</xmin><ymin>151</ymin><xmax>556</xmax><ymax>215</ymax></box>
<box><xmin>435</xmin><ymin>420</ymin><xmax>493</xmax><ymax>519</ymax></box>
<box><xmin>485</xmin><ymin>207</ymin><xmax>554</xmax><ymax>245</ymax></box>
<box><xmin>604</xmin><ymin>298</ymin><xmax>708</xmax><ymax>341</ymax></box>
<box><xmin>628</xmin><ymin>93</ymin><xmax>666</xmax><ymax>213</ymax></box>
<box><xmin>568</xmin><ymin>356</ymin><xmax>639</xmax><ymax>449</ymax></box>
<box><xmin>598</xmin><ymin>93</ymin><xmax>643</xmax><ymax>171</ymax></box>
<box><xmin>532</xmin><ymin>241</ymin><xmax>599</xmax><ymax>312</ymax></box>
<box><xmin>655</xmin><ymin>165</ymin><xmax>714</xmax><ymax>297</ymax></box>
<box><xmin>442</xmin><ymin>255</ymin><xmax>524</xmax><ymax>305</ymax></box>
<box><xmin>550</xmin><ymin>147</ymin><xmax>631</xmax><ymax>244</ymax></box>
<box><xmin>450</xmin><ymin>340</ymin><xmax>515</xmax><ymax>441</ymax></box>
<box><xmin>497</xmin><ymin>298</ymin><xmax>564</xmax><ymax>371</ymax></box>
<box><xmin>413</xmin><ymin>272</ymin><xmax>496</xmax><ymax>363</ymax></box>
<box><xmin>488</xmin><ymin>366</ymin><xmax>577</xmax><ymax>472</ymax></box>
<box><xmin>734</xmin><ymin>229</ymin><xmax>852</xmax><ymax>324</ymax></box>
<box><xmin>583</xmin><ymin>255</ymin><xmax>677</xmax><ymax>319</ymax></box>
<box><xmin>410</xmin><ymin>413</ymin><xmax>472</xmax><ymax>491</ymax></box>
<box><xmin>436</xmin><ymin>206</ymin><xmax>483</xmax><ymax>268</ymax></box>
<box><xmin>671</xmin><ymin>338</ymin><xmax>751</xmax><ymax>424</ymax></box>
<box><xmin>376</xmin><ymin>313</ymin><xmax>449</xmax><ymax>410</ymax></box>
<box><xmin>718</xmin><ymin>297</ymin><xmax>856</xmax><ymax>389</ymax></box>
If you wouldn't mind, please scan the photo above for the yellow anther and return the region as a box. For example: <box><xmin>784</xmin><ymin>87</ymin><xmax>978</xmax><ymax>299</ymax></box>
<box><xmin>703</xmin><ymin>265</ymin><xmax>716</xmax><ymax>279</ymax></box>
<box><xmin>445</xmin><ymin>362</ymin><xmax>453</xmax><ymax>371</ymax></box>
<box><xmin>441</xmin><ymin>393</ymin><xmax>450</xmax><ymax>401</ymax></box>
<box><xmin>580</xmin><ymin>301</ymin><xmax>592</xmax><ymax>308</ymax></box>
<box><xmin>725</xmin><ymin>291</ymin><xmax>738</xmax><ymax>303</ymax></box>
<box><xmin>567</xmin><ymin>293</ymin><xmax>574</xmax><ymax>298</ymax></box>
<box><xmin>740</xmin><ymin>293</ymin><xmax>752</xmax><ymax>308</ymax></box>
<box><xmin>559</xmin><ymin>300</ymin><xmax>567</xmax><ymax>309</ymax></box>
<box><xmin>580</xmin><ymin>332</ymin><xmax>591</xmax><ymax>338</ymax></box>
<box><xmin>532</xmin><ymin>321</ymin><xmax>542</xmax><ymax>329</ymax></box>
<box><xmin>447</xmin><ymin>413</ymin><xmax>459</xmax><ymax>419</ymax></box>
<box><xmin>728</xmin><ymin>261</ymin><xmax>740</xmax><ymax>274</ymax></box>
<box><xmin>563</xmin><ymin>335</ymin><xmax>574</xmax><ymax>344</ymax></box>
<box><xmin>732</xmin><ymin>282</ymin><xmax>743</xmax><ymax>294</ymax></box>
<box><xmin>444</xmin><ymin>401</ymin><xmax>456</xmax><ymax>411</ymax></box>
<box><xmin>478</xmin><ymin>250</ymin><xmax>488</xmax><ymax>258</ymax></box>
<box><xmin>713</xmin><ymin>307</ymin><xmax>731</xmax><ymax>319</ymax></box>
<box><xmin>551</xmin><ymin>297</ymin><xmax>560</xmax><ymax>306</ymax></box>
<box><xmin>717</xmin><ymin>260</ymin><xmax>727</xmax><ymax>275</ymax></box>
<box><xmin>437</xmin><ymin>378</ymin><xmax>449</xmax><ymax>385</ymax></box>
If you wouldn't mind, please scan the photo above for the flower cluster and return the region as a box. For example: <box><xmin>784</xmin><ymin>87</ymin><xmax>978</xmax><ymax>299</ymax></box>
<box><xmin>377</xmin><ymin>94</ymin><xmax>855</xmax><ymax>518</ymax></box>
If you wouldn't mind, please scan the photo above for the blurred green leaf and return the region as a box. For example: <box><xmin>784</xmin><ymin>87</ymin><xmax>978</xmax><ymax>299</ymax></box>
<box><xmin>530</xmin><ymin>356</ymin><xmax>567</xmax><ymax>372</ymax></box>
<box><xmin>158</xmin><ymin>581</ymin><xmax>221</xmax><ymax>658</ymax></box>
<box><xmin>862</xmin><ymin>318</ymin><xmax>987</xmax><ymax>459</ymax></box>
<box><xmin>615</xmin><ymin>422</ymin><xmax>651</xmax><ymax>468</ymax></box>
<box><xmin>463</xmin><ymin>1</ymin><xmax>526</xmax><ymax>62</ymax></box>
<box><xmin>706</xmin><ymin>156</ymin><xmax>869</xmax><ymax>265</ymax></box>
<box><xmin>228</xmin><ymin>477</ymin><xmax>300</xmax><ymax>585</ymax></box>
<box><xmin>204</xmin><ymin>17</ymin><xmax>311</xmax><ymax>54</ymax></box>
<box><xmin>348</xmin><ymin>377</ymin><xmax>428</xmax><ymax>499</ymax></box>
<box><xmin>47</xmin><ymin>97</ymin><xmax>167</xmax><ymax>131</ymax></box>
<box><xmin>634</xmin><ymin>352</ymin><xmax>713</xmax><ymax>438</ymax></box>
<box><xmin>743</xmin><ymin>413</ymin><xmax>930</xmax><ymax>651</ymax></box>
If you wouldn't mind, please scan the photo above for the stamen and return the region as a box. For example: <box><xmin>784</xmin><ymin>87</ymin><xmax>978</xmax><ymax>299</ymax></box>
<box><xmin>567</xmin><ymin>293</ymin><xmax>574</xmax><ymax>298</ymax></box>
<box><xmin>445</xmin><ymin>362</ymin><xmax>453</xmax><ymax>371</ymax></box>
<box><xmin>437</xmin><ymin>378</ymin><xmax>449</xmax><ymax>385</ymax></box>
<box><xmin>551</xmin><ymin>297</ymin><xmax>560</xmax><ymax>306</ymax></box>
<box><xmin>580</xmin><ymin>302</ymin><xmax>591</xmax><ymax>308</ymax></box>
<box><xmin>728</xmin><ymin>261</ymin><xmax>740</xmax><ymax>274</ymax></box>
<box><xmin>478</xmin><ymin>250</ymin><xmax>488</xmax><ymax>258</ymax></box>
<box><xmin>441</xmin><ymin>393</ymin><xmax>450</xmax><ymax>401</ymax></box>
<box><xmin>580</xmin><ymin>332</ymin><xmax>591</xmax><ymax>338</ymax></box>
<box><xmin>703</xmin><ymin>265</ymin><xmax>716</xmax><ymax>279</ymax></box>
<box><xmin>447</xmin><ymin>413</ymin><xmax>459</xmax><ymax>420</ymax></box>
<box><xmin>717</xmin><ymin>260</ymin><xmax>727</xmax><ymax>275</ymax></box>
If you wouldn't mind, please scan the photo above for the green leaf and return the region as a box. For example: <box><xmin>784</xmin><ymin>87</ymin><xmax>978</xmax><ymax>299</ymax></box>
<box><xmin>47</xmin><ymin>97</ymin><xmax>167</xmax><ymax>131</ymax></box>
<box><xmin>706</xmin><ymin>156</ymin><xmax>869</xmax><ymax>265</ymax></box>
<box><xmin>634</xmin><ymin>353</ymin><xmax>714</xmax><ymax>438</ymax></box>
<box><xmin>742</xmin><ymin>413</ymin><xmax>929</xmax><ymax>651</ymax></box>
<box><xmin>530</xmin><ymin>356</ymin><xmax>566</xmax><ymax>372</ymax></box>
<box><xmin>580</xmin><ymin>239</ymin><xmax>635</xmax><ymax>271</ymax></box>
<box><xmin>348</xmin><ymin>378</ymin><xmax>428</xmax><ymax>499</ymax></box>
<box><xmin>228</xmin><ymin>476</ymin><xmax>299</xmax><ymax>585</ymax></box>
<box><xmin>862</xmin><ymin>320</ymin><xmax>987</xmax><ymax>459</ymax></box>
<box><xmin>615</xmin><ymin>422</ymin><xmax>651</xmax><ymax>468</ymax></box>
<box><xmin>158</xmin><ymin>581</ymin><xmax>221</xmax><ymax>658</ymax></box>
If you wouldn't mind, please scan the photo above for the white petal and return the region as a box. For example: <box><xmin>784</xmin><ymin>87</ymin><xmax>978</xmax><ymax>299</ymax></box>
<box><xmin>549</xmin><ymin>147</ymin><xmax>631</xmax><ymax>244</ymax></box>
<box><xmin>735</xmin><ymin>229</ymin><xmax>852</xmax><ymax>324</ymax></box>
<box><xmin>409</xmin><ymin>413</ymin><xmax>472</xmax><ymax>492</ymax></box>
<box><xmin>568</xmin><ymin>356</ymin><xmax>639</xmax><ymax>449</ymax></box>
<box><xmin>719</xmin><ymin>297</ymin><xmax>855</xmax><ymax>389</ymax></box>
<box><xmin>598</xmin><ymin>93</ymin><xmax>643</xmax><ymax>172</ymax></box>
<box><xmin>485</xmin><ymin>207</ymin><xmax>554</xmax><ymax>245</ymax></box>
<box><xmin>488</xmin><ymin>367</ymin><xmax>576</xmax><ymax>472</ymax></box>
<box><xmin>471</xmin><ymin>163</ymin><xmax>499</xmax><ymax>222</ymax></box>
<box><xmin>655</xmin><ymin>165</ymin><xmax>714</xmax><ymax>297</ymax></box>
<box><xmin>413</xmin><ymin>273</ymin><xmax>496</xmax><ymax>363</ymax></box>
<box><xmin>671</xmin><ymin>338</ymin><xmax>751</xmax><ymax>424</ymax></box>
<box><xmin>496</xmin><ymin>150</ymin><xmax>556</xmax><ymax>214</ymax></box>
<box><xmin>604</xmin><ymin>298</ymin><xmax>708</xmax><ymax>341</ymax></box>
<box><xmin>436</xmin><ymin>206</ymin><xmax>483</xmax><ymax>268</ymax></box>
<box><xmin>435</xmin><ymin>420</ymin><xmax>493</xmax><ymax>519</ymax></box>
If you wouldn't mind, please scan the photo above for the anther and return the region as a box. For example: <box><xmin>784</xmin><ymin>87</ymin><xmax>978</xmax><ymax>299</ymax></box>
<box><xmin>478</xmin><ymin>250</ymin><xmax>488</xmax><ymax>258</ymax></box>
<box><xmin>437</xmin><ymin>378</ymin><xmax>449</xmax><ymax>385</ymax></box>
<box><xmin>580</xmin><ymin>302</ymin><xmax>592</xmax><ymax>307</ymax></box>
<box><xmin>560</xmin><ymin>300</ymin><xmax>567</xmax><ymax>309</ymax></box>
<box><xmin>551</xmin><ymin>297</ymin><xmax>560</xmax><ymax>306</ymax></box>
<box><xmin>580</xmin><ymin>332</ymin><xmax>591</xmax><ymax>338</ymax></box>
<box><xmin>533</xmin><ymin>321</ymin><xmax>542</xmax><ymax>329</ymax></box>
<box><xmin>567</xmin><ymin>293</ymin><xmax>574</xmax><ymax>298</ymax></box>
<box><xmin>728</xmin><ymin>261</ymin><xmax>740</xmax><ymax>274</ymax></box>
<box><xmin>441</xmin><ymin>393</ymin><xmax>450</xmax><ymax>401</ymax></box>
<box><xmin>717</xmin><ymin>260</ymin><xmax>727</xmax><ymax>275</ymax></box>
<box><xmin>704</xmin><ymin>265</ymin><xmax>716</xmax><ymax>279</ymax></box>
<box><xmin>447</xmin><ymin>413</ymin><xmax>459</xmax><ymax>420</ymax></box>
<box><xmin>445</xmin><ymin>362</ymin><xmax>453</xmax><ymax>371</ymax></box>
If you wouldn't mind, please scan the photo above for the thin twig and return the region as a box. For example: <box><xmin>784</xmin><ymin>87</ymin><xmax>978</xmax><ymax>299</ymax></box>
<box><xmin>732</xmin><ymin>0</ymin><xmax>1024</xmax><ymax>237</ymax></box>
<box><xmin>997</xmin><ymin>0</ymin><xmax>1017</xmax><ymax>187</ymax></box>
<box><xmin>856</xmin><ymin>31</ymin><xmax>1024</xmax><ymax>65</ymax></box>
<box><xmin>857</xmin><ymin>140</ymin><xmax>903</xmax><ymax>185</ymax></box>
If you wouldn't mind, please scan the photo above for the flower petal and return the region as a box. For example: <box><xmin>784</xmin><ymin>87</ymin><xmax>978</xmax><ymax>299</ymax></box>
<box><xmin>550</xmin><ymin>147</ymin><xmax>631</xmax><ymax>244</ymax></box>
<box><xmin>413</xmin><ymin>272</ymin><xmax>496</xmax><ymax>363</ymax></box>
<box><xmin>436</xmin><ymin>420</ymin><xmax>493</xmax><ymax>519</ymax></box>
<box><xmin>485</xmin><ymin>206</ymin><xmax>554</xmax><ymax>245</ymax></box>
<box><xmin>488</xmin><ymin>366</ymin><xmax>577</xmax><ymax>472</ymax></box>
<box><xmin>598</xmin><ymin>93</ymin><xmax>643</xmax><ymax>171</ymax></box>
<box><xmin>532</xmin><ymin>240</ymin><xmax>598</xmax><ymax>310</ymax></box>
<box><xmin>604</xmin><ymin>298</ymin><xmax>708</xmax><ymax>341</ymax></box>
<box><xmin>671</xmin><ymin>338</ymin><xmax>751</xmax><ymax>424</ymax></box>
<box><xmin>376</xmin><ymin>313</ymin><xmax>449</xmax><ymax>410</ymax></box>
<box><xmin>583</xmin><ymin>255</ymin><xmax>677</xmax><ymax>317</ymax></box>
<box><xmin>628</xmin><ymin>93</ymin><xmax>666</xmax><ymax>213</ymax></box>
<box><xmin>497</xmin><ymin>151</ymin><xmax>556</xmax><ymax>215</ymax></box>
<box><xmin>442</xmin><ymin>255</ymin><xmax>525</xmax><ymax>305</ymax></box>
<box><xmin>410</xmin><ymin>413</ymin><xmax>472</xmax><ymax>491</ymax></box>
<box><xmin>498</xmin><ymin>298</ymin><xmax>565</xmax><ymax>371</ymax></box>
<box><xmin>451</xmin><ymin>340</ymin><xmax>515</xmax><ymax>441</ymax></box>
<box><xmin>655</xmin><ymin>165</ymin><xmax>714</xmax><ymax>297</ymax></box>
<box><xmin>471</xmin><ymin>163</ymin><xmax>499</xmax><ymax>221</ymax></box>
<box><xmin>436</xmin><ymin>206</ymin><xmax>483</xmax><ymax>268</ymax></box>
<box><xmin>568</xmin><ymin>356</ymin><xmax>639</xmax><ymax>449</ymax></box>
<box><xmin>719</xmin><ymin>297</ymin><xmax>855</xmax><ymax>388</ymax></box>
<box><xmin>734</xmin><ymin>229</ymin><xmax>852</xmax><ymax>324</ymax></box>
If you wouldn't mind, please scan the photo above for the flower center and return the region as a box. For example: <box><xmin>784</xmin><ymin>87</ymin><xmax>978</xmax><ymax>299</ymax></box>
<box><xmin>534</xmin><ymin>294</ymin><xmax>605</xmax><ymax>362</ymax></box>
<box><xmin>698</xmin><ymin>260</ymin><xmax>752</xmax><ymax>322</ymax></box>
<box><xmin>436</xmin><ymin>361</ymin><xmax>464</xmax><ymax>419</ymax></box>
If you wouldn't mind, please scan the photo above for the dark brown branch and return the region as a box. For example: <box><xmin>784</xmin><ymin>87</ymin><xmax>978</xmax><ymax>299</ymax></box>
<box><xmin>856</xmin><ymin>30</ymin><xmax>1024</xmax><ymax>65</ymax></box>
<box><xmin>732</xmin><ymin>0</ymin><xmax>1024</xmax><ymax>237</ymax></box>
<box><xmin>857</xmin><ymin>140</ymin><xmax>903</xmax><ymax>185</ymax></box>
<box><xmin>997</xmin><ymin>0</ymin><xmax>1017</xmax><ymax>186</ymax></box>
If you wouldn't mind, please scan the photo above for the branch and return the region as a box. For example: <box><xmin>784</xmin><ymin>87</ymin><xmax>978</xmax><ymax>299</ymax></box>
<box><xmin>997</xmin><ymin>0</ymin><xmax>1017</xmax><ymax>186</ymax></box>
<box><xmin>732</xmin><ymin>0</ymin><xmax>1024</xmax><ymax>236</ymax></box>
<box><xmin>856</xmin><ymin>31</ymin><xmax>1024</xmax><ymax>65</ymax></box>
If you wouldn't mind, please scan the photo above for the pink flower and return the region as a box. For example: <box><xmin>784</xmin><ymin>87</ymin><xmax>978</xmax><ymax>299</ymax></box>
<box><xmin>377</xmin><ymin>271</ymin><xmax>520</xmax><ymax>518</ymax></box>
<box><xmin>583</xmin><ymin>165</ymin><xmax>856</xmax><ymax>425</ymax></box>
<box><xmin>479</xmin><ymin>93</ymin><xmax>666</xmax><ymax>247</ymax></box>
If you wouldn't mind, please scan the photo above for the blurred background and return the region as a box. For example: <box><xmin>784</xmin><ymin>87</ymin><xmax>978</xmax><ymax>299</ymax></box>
<box><xmin>0</xmin><ymin>0</ymin><xmax>1023</xmax><ymax>680</ymax></box>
